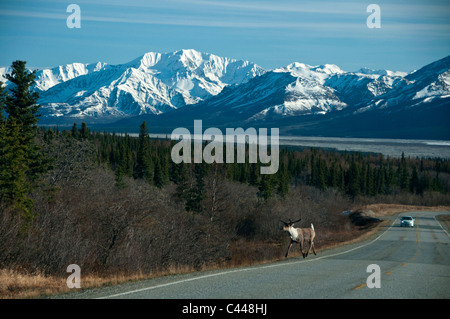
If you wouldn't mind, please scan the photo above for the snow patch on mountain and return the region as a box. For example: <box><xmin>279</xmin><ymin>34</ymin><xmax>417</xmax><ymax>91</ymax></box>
<box><xmin>275</xmin><ymin>62</ymin><xmax>344</xmax><ymax>84</ymax></box>
<box><xmin>34</xmin><ymin>62</ymin><xmax>109</xmax><ymax>91</ymax></box>
<box><xmin>413</xmin><ymin>70</ymin><xmax>450</xmax><ymax>100</ymax></box>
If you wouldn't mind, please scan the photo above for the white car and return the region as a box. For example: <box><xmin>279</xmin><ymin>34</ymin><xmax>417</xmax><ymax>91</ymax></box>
<box><xmin>400</xmin><ymin>216</ymin><xmax>415</xmax><ymax>227</ymax></box>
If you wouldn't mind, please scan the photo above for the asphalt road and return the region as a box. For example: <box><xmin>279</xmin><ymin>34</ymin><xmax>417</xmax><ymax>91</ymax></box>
<box><xmin>61</xmin><ymin>211</ymin><xmax>450</xmax><ymax>299</ymax></box>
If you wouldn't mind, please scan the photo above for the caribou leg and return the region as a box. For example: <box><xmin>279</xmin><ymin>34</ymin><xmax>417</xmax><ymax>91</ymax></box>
<box><xmin>285</xmin><ymin>241</ymin><xmax>293</xmax><ymax>258</ymax></box>
<box><xmin>299</xmin><ymin>238</ymin><xmax>305</xmax><ymax>258</ymax></box>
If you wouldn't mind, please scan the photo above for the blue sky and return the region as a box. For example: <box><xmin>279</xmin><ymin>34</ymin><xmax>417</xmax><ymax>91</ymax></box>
<box><xmin>0</xmin><ymin>0</ymin><xmax>449</xmax><ymax>72</ymax></box>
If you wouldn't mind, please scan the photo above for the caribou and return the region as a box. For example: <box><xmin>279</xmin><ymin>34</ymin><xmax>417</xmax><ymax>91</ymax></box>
<box><xmin>280</xmin><ymin>218</ymin><xmax>316</xmax><ymax>258</ymax></box>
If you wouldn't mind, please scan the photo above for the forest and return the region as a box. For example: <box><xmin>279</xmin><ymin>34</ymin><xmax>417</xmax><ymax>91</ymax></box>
<box><xmin>1</xmin><ymin>61</ymin><xmax>449</xmax><ymax>287</ymax></box>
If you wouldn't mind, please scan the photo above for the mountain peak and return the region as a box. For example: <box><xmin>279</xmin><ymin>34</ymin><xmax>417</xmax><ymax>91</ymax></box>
<box><xmin>274</xmin><ymin>61</ymin><xmax>344</xmax><ymax>84</ymax></box>
<box><xmin>355</xmin><ymin>67</ymin><xmax>407</xmax><ymax>77</ymax></box>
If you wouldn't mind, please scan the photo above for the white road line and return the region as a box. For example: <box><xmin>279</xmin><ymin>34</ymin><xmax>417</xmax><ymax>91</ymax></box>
<box><xmin>98</xmin><ymin>216</ymin><xmax>399</xmax><ymax>299</ymax></box>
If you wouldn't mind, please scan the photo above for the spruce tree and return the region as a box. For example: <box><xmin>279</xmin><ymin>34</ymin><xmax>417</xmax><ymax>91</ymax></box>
<box><xmin>399</xmin><ymin>153</ymin><xmax>410</xmax><ymax>190</ymax></box>
<box><xmin>0</xmin><ymin>61</ymin><xmax>48</xmax><ymax>220</ymax></box>
<box><xmin>366</xmin><ymin>164</ymin><xmax>375</xmax><ymax>196</ymax></box>
<box><xmin>277</xmin><ymin>161</ymin><xmax>290</xmax><ymax>197</ymax></box>
<box><xmin>186</xmin><ymin>162</ymin><xmax>207</xmax><ymax>212</ymax></box>
<box><xmin>258</xmin><ymin>174</ymin><xmax>274</xmax><ymax>200</ymax></box>
<box><xmin>134</xmin><ymin>121</ymin><xmax>153</xmax><ymax>181</ymax></box>
<box><xmin>410</xmin><ymin>166</ymin><xmax>419</xmax><ymax>194</ymax></box>
<box><xmin>347</xmin><ymin>158</ymin><xmax>361</xmax><ymax>199</ymax></box>
<box><xmin>71</xmin><ymin>123</ymin><xmax>78</xmax><ymax>138</ymax></box>
<box><xmin>4</xmin><ymin>61</ymin><xmax>40</xmax><ymax>137</ymax></box>
<box><xmin>316</xmin><ymin>158</ymin><xmax>327</xmax><ymax>191</ymax></box>
<box><xmin>153</xmin><ymin>157</ymin><xmax>165</xmax><ymax>188</ymax></box>
<box><xmin>248</xmin><ymin>163</ymin><xmax>259</xmax><ymax>186</ymax></box>
<box><xmin>80</xmin><ymin>122</ymin><xmax>89</xmax><ymax>139</ymax></box>
<box><xmin>0</xmin><ymin>82</ymin><xmax>5</xmax><ymax>123</ymax></box>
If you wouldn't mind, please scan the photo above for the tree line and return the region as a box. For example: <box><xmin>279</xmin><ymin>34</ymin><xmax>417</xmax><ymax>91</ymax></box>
<box><xmin>81</xmin><ymin>125</ymin><xmax>449</xmax><ymax>206</ymax></box>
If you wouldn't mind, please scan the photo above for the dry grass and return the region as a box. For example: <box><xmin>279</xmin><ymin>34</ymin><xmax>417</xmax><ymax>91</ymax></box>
<box><xmin>0</xmin><ymin>266</ymin><xmax>209</xmax><ymax>299</ymax></box>
<box><xmin>0</xmin><ymin>269</ymin><xmax>67</xmax><ymax>299</ymax></box>
<box><xmin>354</xmin><ymin>204</ymin><xmax>450</xmax><ymax>217</ymax></box>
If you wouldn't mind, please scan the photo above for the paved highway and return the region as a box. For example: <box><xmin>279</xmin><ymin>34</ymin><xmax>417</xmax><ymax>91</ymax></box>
<box><xmin>62</xmin><ymin>211</ymin><xmax>449</xmax><ymax>299</ymax></box>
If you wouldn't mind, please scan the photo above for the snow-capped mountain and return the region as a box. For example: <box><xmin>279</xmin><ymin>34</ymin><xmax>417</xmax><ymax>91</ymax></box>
<box><xmin>109</xmin><ymin>54</ymin><xmax>449</xmax><ymax>139</ymax></box>
<box><xmin>31</xmin><ymin>49</ymin><xmax>265</xmax><ymax>122</ymax></box>
<box><xmin>34</xmin><ymin>62</ymin><xmax>109</xmax><ymax>91</ymax></box>
<box><xmin>1</xmin><ymin>62</ymin><xmax>108</xmax><ymax>90</ymax></box>
<box><xmin>176</xmin><ymin>56</ymin><xmax>449</xmax><ymax>123</ymax></box>
<box><xmin>183</xmin><ymin>68</ymin><xmax>347</xmax><ymax>124</ymax></box>
<box><xmin>1</xmin><ymin>50</ymin><xmax>449</xmax><ymax>138</ymax></box>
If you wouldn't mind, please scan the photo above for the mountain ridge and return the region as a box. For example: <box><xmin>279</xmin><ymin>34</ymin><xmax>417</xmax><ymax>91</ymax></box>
<box><xmin>1</xmin><ymin>50</ymin><xmax>449</xmax><ymax>139</ymax></box>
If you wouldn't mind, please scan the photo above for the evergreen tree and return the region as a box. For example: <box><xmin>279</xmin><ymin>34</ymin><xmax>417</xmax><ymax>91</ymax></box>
<box><xmin>400</xmin><ymin>165</ymin><xmax>410</xmax><ymax>190</ymax></box>
<box><xmin>329</xmin><ymin>161</ymin><xmax>339</xmax><ymax>189</ymax></box>
<box><xmin>114</xmin><ymin>136</ymin><xmax>133</xmax><ymax>188</ymax></box>
<box><xmin>174</xmin><ymin>163</ymin><xmax>191</xmax><ymax>201</ymax></box>
<box><xmin>347</xmin><ymin>157</ymin><xmax>361</xmax><ymax>199</ymax></box>
<box><xmin>418</xmin><ymin>172</ymin><xmax>431</xmax><ymax>195</ymax></box>
<box><xmin>0</xmin><ymin>62</ymin><xmax>48</xmax><ymax>220</ymax></box>
<box><xmin>410</xmin><ymin>166</ymin><xmax>419</xmax><ymax>194</ymax></box>
<box><xmin>186</xmin><ymin>162</ymin><xmax>207</xmax><ymax>212</ymax></box>
<box><xmin>310</xmin><ymin>153</ymin><xmax>316</xmax><ymax>186</ymax></box>
<box><xmin>386</xmin><ymin>164</ymin><xmax>395</xmax><ymax>194</ymax></box>
<box><xmin>431</xmin><ymin>173</ymin><xmax>445</xmax><ymax>193</ymax></box>
<box><xmin>134</xmin><ymin>121</ymin><xmax>153</xmax><ymax>181</ymax></box>
<box><xmin>376</xmin><ymin>166</ymin><xmax>386</xmax><ymax>194</ymax></box>
<box><xmin>0</xmin><ymin>119</ymin><xmax>30</xmax><ymax>207</ymax></box>
<box><xmin>366</xmin><ymin>164</ymin><xmax>375</xmax><ymax>196</ymax></box>
<box><xmin>277</xmin><ymin>160</ymin><xmax>290</xmax><ymax>197</ymax></box>
<box><xmin>258</xmin><ymin>174</ymin><xmax>274</xmax><ymax>200</ymax></box>
<box><xmin>316</xmin><ymin>158</ymin><xmax>327</xmax><ymax>191</ymax></box>
<box><xmin>4</xmin><ymin>61</ymin><xmax>40</xmax><ymax>137</ymax></box>
<box><xmin>153</xmin><ymin>157</ymin><xmax>165</xmax><ymax>188</ymax></box>
<box><xmin>0</xmin><ymin>82</ymin><xmax>5</xmax><ymax>123</ymax></box>
<box><xmin>248</xmin><ymin>163</ymin><xmax>259</xmax><ymax>186</ymax></box>
<box><xmin>338</xmin><ymin>164</ymin><xmax>346</xmax><ymax>192</ymax></box>
<box><xmin>80</xmin><ymin>122</ymin><xmax>89</xmax><ymax>139</ymax></box>
<box><xmin>71</xmin><ymin>123</ymin><xmax>78</xmax><ymax>138</ymax></box>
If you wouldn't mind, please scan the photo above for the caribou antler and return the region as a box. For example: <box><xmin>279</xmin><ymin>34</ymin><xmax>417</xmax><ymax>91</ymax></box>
<box><xmin>280</xmin><ymin>218</ymin><xmax>301</xmax><ymax>226</ymax></box>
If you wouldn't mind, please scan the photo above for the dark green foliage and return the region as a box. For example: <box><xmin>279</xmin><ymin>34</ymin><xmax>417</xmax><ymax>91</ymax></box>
<box><xmin>80</xmin><ymin>122</ymin><xmax>89</xmax><ymax>139</ymax></box>
<box><xmin>185</xmin><ymin>162</ymin><xmax>208</xmax><ymax>212</ymax></box>
<box><xmin>71</xmin><ymin>123</ymin><xmax>78</xmax><ymax>138</ymax></box>
<box><xmin>87</xmin><ymin>126</ymin><xmax>449</xmax><ymax>201</ymax></box>
<box><xmin>347</xmin><ymin>157</ymin><xmax>361</xmax><ymax>199</ymax></box>
<box><xmin>410</xmin><ymin>166</ymin><xmax>419</xmax><ymax>194</ymax></box>
<box><xmin>134</xmin><ymin>121</ymin><xmax>153</xmax><ymax>181</ymax></box>
<box><xmin>258</xmin><ymin>174</ymin><xmax>274</xmax><ymax>200</ymax></box>
<box><xmin>0</xmin><ymin>62</ymin><xmax>49</xmax><ymax>222</ymax></box>
<box><xmin>4</xmin><ymin>61</ymin><xmax>40</xmax><ymax>135</ymax></box>
<box><xmin>33</xmin><ymin>119</ymin><xmax>449</xmax><ymax>204</ymax></box>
